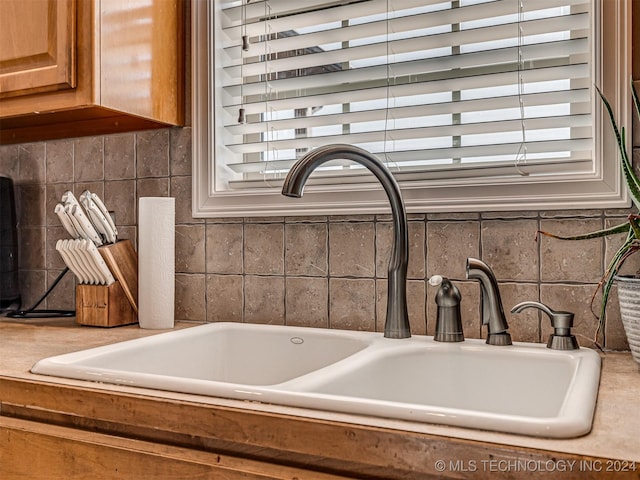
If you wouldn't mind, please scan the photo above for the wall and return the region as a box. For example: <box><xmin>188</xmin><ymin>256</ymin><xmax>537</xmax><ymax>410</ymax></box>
<box><xmin>1</xmin><ymin>125</ymin><xmax>637</xmax><ymax>350</ymax></box>
<box><xmin>1</xmin><ymin>4</ymin><xmax>638</xmax><ymax>351</ymax></box>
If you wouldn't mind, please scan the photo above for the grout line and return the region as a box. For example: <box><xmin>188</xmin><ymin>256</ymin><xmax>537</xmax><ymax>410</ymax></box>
<box><xmin>241</xmin><ymin>219</ymin><xmax>246</xmax><ymax>324</ymax></box>
<box><xmin>326</xmin><ymin>216</ymin><xmax>331</xmax><ymax>330</ymax></box>
<box><xmin>282</xmin><ymin>221</ymin><xmax>287</xmax><ymax>326</ymax></box>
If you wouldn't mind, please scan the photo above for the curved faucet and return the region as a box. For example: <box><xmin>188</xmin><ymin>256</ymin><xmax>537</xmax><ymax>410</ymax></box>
<box><xmin>282</xmin><ymin>144</ymin><xmax>411</xmax><ymax>339</ymax></box>
<box><xmin>466</xmin><ymin>258</ymin><xmax>512</xmax><ymax>345</ymax></box>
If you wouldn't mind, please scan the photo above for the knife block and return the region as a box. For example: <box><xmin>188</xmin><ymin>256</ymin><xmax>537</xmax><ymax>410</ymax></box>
<box><xmin>98</xmin><ymin>239</ymin><xmax>138</xmax><ymax>314</ymax></box>
<box><xmin>76</xmin><ymin>281</ymin><xmax>137</xmax><ymax>327</ymax></box>
<box><xmin>75</xmin><ymin>238</ymin><xmax>139</xmax><ymax>327</ymax></box>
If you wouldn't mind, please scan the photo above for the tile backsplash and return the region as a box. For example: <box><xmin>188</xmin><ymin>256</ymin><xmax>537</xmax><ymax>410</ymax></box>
<box><xmin>1</xmin><ymin>126</ymin><xmax>638</xmax><ymax>351</ymax></box>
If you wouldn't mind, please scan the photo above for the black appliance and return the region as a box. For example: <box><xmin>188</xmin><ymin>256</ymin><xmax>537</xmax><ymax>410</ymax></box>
<box><xmin>0</xmin><ymin>176</ymin><xmax>20</xmax><ymax>308</ymax></box>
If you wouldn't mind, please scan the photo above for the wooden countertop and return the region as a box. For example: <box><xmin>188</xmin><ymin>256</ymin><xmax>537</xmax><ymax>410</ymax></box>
<box><xmin>1</xmin><ymin>317</ymin><xmax>639</xmax><ymax>479</ymax></box>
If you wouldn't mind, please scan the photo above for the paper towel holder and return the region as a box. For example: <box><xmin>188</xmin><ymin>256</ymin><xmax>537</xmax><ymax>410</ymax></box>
<box><xmin>138</xmin><ymin>197</ymin><xmax>175</xmax><ymax>329</ymax></box>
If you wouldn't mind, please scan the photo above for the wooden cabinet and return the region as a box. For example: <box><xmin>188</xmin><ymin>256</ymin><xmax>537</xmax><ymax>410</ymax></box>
<box><xmin>0</xmin><ymin>0</ymin><xmax>76</xmax><ymax>98</ymax></box>
<box><xmin>0</xmin><ymin>0</ymin><xmax>184</xmax><ymax>144</ymax></box>
<box><xmin>4</xmin><ymin>377</ymin><xmax>639</xmax><ymax>480</ymax></box>
<box><xmin>0</xmin><ymin>417</ymin><xmax>345</xmax><ymax>480</ymax></box>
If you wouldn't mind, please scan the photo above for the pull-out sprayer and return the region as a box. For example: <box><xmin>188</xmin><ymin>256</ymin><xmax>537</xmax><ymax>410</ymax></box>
<box><xmin>466</xmin><ymin>258</ymin><xmax>512</xmax><ymax>346</ymax></box>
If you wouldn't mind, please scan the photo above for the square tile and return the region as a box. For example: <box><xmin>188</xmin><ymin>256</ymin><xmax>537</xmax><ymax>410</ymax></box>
<box><xmin>45</xmin><ymin>139</ymin><xmax>74</xmax><ymax>183</ymax></box>
<box><xmin>18</xmin><ymin>143</ymin><xmax>46</xmax><ymax>183</ymax></box>
<box><xmin>482</xmin><ymin>219</ymin><xmax>539</xmax><ymax>282</ymax></box>
<box><xmin>206</xmin><ymin>274</ymin><xmax>243</xmax><ymax>323</ymax></box>
<box><xmin>136</xmin><ymin>130</ymin><xmax>169</xmax><ymax>178</ymax></box>
<box><xmin>175</xmin><ymin>225</ymin><xmax>206</xmax><ymax>273</ymax></box>
<box><xmin>175</xmin><ymin>273</ymin><xmax>206</xmax><ymax>321</ymax></box>
<box><xmin>74</xmin><ymin>137</ymin><xmax>104</xmax><ymax>182</ymax></box>
<box><xmin>244</xmin><ymin>275</ymin><xmax>284</xmax><ymax>324</ymax></box>
<box><xmin>285</xmin><ymin>223</ymin><xmax>327</xmax><ymax>276</ymax></box>
<box><xmin>539</xmin><ymin>218</ymin><xmax>603</xmax><ymax>283</ymax></box>
<box><xmin>426</xmin><ymin>221</ymin><xmax>479</xmax><ymax>280</ymax></box>
<box><xmin>104</xmin><ymin>133</ymin><xmax>135</xmax><ymax>180</ymax></box>
<box><xmin>329</xmin><ymin>278</ymin><xmax>375</xmax><ymax>331</ymax></box>
<box><xmin>329</xmin><ymin>222</ymin><xmax>375</xmax><ymax>277</ymax></box>
<box><xmin>244</xmin><ymin>223</ymin><xmax>283</xmax><ymax>275</ymax></box>
<box><xmin>286</xmin><ymin>277</ymin><xmax>328</xmax><ymax>328</ymax></box>
<box><xmin>206</xmin><ymin>223</ymin><xmax>243</xmax><ymax>274</ymax></box>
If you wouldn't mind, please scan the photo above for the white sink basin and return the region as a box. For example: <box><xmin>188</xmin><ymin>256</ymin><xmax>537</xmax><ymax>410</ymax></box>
<box><xmin>282</xmin><ymin>337</ymin><xmax>601</xmax><ymax>437</ymax></box>
<box><xmin>31</xmin><ymin>323</ymin><xmax>372</xmax><ymax>387</ymax></box>
<box><xmin>31</xmin><ymin>322</ymin><xmax>601</xmax><ymax>438</ymax></box>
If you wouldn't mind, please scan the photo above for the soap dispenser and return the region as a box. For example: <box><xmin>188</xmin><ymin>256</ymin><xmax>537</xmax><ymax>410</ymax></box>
<box><xmin>511</xmin><ymin>301</ymin><xmax>579</xmax><ymax>350</ymax></box>
<box><xmin>430</xmin><ymin>275</ymin><xmax>464</xmax><ymax>342</ymax></box>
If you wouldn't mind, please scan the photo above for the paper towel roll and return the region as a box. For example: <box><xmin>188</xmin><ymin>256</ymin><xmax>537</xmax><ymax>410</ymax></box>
<box><xmin>138</xmin><ymin>197</ymin><xmax>175</xmax><ymax>329</ymax></box>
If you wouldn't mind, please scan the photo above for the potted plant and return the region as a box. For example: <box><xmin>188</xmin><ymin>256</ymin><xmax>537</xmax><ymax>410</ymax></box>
<box><xmin>538</xmin><ymin>80</ymin><xmax>640</xmax><ymax>365</ymax></box>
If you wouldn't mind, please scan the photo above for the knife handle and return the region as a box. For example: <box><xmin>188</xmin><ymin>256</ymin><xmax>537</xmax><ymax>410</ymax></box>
<box><xmin>70</xmin><ymin>205</ymin><xmax>103</xmax><ymax>246</ymax></box>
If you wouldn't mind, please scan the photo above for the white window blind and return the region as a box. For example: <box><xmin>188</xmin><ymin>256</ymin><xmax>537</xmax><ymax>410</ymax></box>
<box><xmin>192</xmin><ymin>0</ymin><xmax>631</xmax><ymax>217</ymax></box>
<box><xmin>220</xmin><ymin>0</ymin><xmax>590</xmax><ymax>187</ymax></box>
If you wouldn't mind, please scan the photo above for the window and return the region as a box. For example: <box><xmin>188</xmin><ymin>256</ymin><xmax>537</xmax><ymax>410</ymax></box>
<box><xmin>193</xmin><ymin>0</ymin><xmax>631</xmax><ymax>217</ymax></box>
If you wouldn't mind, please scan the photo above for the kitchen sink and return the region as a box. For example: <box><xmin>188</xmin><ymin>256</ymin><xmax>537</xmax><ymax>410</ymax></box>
<box><xmin>31</xmin><ymin>322</ymin><xmax>601</xmax><ymax>438</ymax></box>
<box><xmin>282</xmin><ymin>337</ymin><xmax>602</xmax><ymax>437</ymax></box>
<box><xmin>31</xmin><ymin>322</ymin><xmax>372</xmax><ymax>387</ymax></box>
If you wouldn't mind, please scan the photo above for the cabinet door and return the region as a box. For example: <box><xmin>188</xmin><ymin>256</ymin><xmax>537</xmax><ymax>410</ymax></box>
<box><xmin>0</xmin><ymin>0</ymin><xmax>76</xmax><ymax>98</ymax></box>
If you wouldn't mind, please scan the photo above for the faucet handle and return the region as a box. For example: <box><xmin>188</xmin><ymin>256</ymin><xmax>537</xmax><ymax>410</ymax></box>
<box><xmin>430</xmin><ymin>275</ymin><xmax>464</xmax><ymax>342</ymax></box>
<box><xmin>511</xmin><ymin>301</ymin><xmax>579</xmax><ymax>350</ymax></box>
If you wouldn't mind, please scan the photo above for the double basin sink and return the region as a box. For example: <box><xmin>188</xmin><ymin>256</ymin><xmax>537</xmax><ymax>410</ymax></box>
<box><xmin>31</xmin><ymin>322</ymin><xmax>601</xmax><ymax>438</ymax></box>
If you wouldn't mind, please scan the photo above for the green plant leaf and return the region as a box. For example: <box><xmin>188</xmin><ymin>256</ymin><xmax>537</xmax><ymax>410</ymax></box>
<box><xmin>594</xmin><ymin>232</ymin><xmax>637</xmax><ymax>341</ymax></box>
<box><xmin>537</xmin><ymin>221</ymin><xmax>629</xmax><ymax>241</ymax></box>
<box><xmin>630</xmin><ymin>214</ymin><xmax>640</xmax><ymax>238</ymax></box>
<box><xmin>631</xmin><ymin>79</ymin><xmax>640</xmax><ymax>120</ymax></box>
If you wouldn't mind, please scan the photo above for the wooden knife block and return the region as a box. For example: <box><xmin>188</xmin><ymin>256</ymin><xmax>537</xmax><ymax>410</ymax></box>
<box><xmin>75</xmin><ymin>239</ymin><xmax>139</xmax><ymax>327</ymax></box>
<box><xmin>98</xmin><ymin>239</ymin><xmax>138</xmax><ymax>314</ymax></box>
<box><xmin>76</xmin><ymin>281</ymin><xmax>136</xmax><ymax>327</ymax></box>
